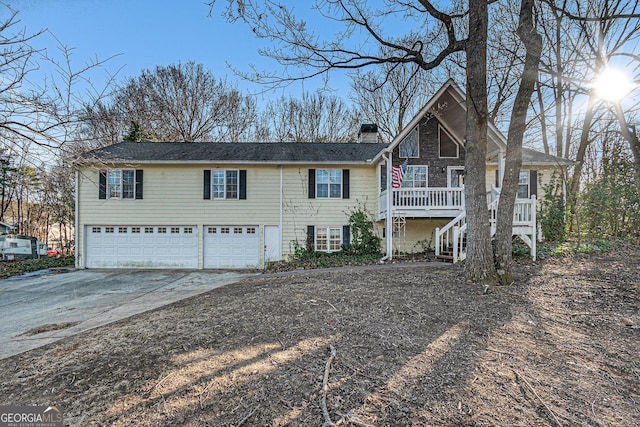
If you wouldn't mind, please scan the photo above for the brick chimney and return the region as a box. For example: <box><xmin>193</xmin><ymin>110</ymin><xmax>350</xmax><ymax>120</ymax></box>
<box><xmin>358</xmin><ymin>124</ymin><xmax>378</xmax><ymax>143</ymax></box>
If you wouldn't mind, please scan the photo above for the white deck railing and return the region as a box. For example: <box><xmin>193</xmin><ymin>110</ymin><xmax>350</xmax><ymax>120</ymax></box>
<box><xmin>379</xmin><ymin>187</ymin><xmax>464</xmax><ymax>217</ymax></box>
<box><xmin>490</xmin><ymin>196</ymin><xmax>537</xmax><ymax>234</ymax></box>
<box><xmin>379</xmin><ymin>187</ymin><xmax>538</xmax><ymax>262</ymax></box>
<box><xmin>435</xmin><ymin>211</ymin><xmax>467</xmax><ymax>263</ymax></box>
<box><xmin>435</xmin><ymin>195</ymin><xmax>537</xmax><ymax>263</ymax></box>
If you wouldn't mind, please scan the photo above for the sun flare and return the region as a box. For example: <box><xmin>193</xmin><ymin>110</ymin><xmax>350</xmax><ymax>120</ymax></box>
<box><xmin>593</xmin><ymin>68</ymin><xmax>635</xmax><ymax>102</ymax></box>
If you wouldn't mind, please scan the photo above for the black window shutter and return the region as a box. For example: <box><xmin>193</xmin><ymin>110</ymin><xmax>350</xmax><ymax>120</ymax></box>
<box><xmin>203</xmin><ymin>170</ymin><xmax>211</xmax><ymax>200</ymax></box>
<box><xmin>99</xmin><ymin>170</ymin><xmax>107</xmax><ymax>199</ymax></box>
<box><xmin>380</xmin><ymin>165</ymin><xmax>387</xmax><ymax>191</ymax></box>
<box><xmin>342</xmin><ymin>225</ymin><xmax>351</xmax><ymax>248</ymax></box>
<box><xmin>135</xmin><ymin>169</ymin><xmax>144</xmax><ymax>199</ymax></box>
<box><xmin>342</xmin><ymin>169</ymin><xmax>350</xmax><ymax>199</ymax></box>
<box><xmin>530</xmin><ymin>170</ymin><xmax>538</xmax><ymax>197</ymax></box>
<box><xmin>239</xmin><ymin>170</ymin><xmax>247</xmax><ymax>200</ymax></box>
<box><xmin>308</xmin><ymin>169</ymin><xmax>316</xmax><ymax>199</ymax></box>
<box><xmin>307</xmin><ymin>225</ymin><xmax>315</xmax><ymax>251</ymax></box>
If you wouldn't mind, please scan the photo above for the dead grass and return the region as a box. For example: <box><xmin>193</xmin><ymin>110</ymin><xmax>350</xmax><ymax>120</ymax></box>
<box><xmin>0</xmin><ymin>249</ymin><xmax>638</xmax><ymax>426</ymax></box>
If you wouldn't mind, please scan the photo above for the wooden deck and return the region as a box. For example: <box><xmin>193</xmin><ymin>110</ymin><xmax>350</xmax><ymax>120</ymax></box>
<box><xmin>378</xmin><ymin>187</ymin><xmax>464</xmax><ymax>219</ymax></box>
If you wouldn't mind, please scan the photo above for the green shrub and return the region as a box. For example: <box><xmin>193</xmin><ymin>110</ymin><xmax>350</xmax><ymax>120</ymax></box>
<box><xmin>345</xmin><ymin>208</ymin><xmax>382</xmax><ymax>257</ymax></box>
<box><xmin>539</xmin><ymin>173</ymin><xmax>567</xmax><ymax>242</ymax></box>
<box><xmin>0</xmin><ymin>256</ymin><xmax>74</xmax><ymax>279</ymax></box>
<box><xmin>536</xmin><ymin>240</ymin><xmax>613</xmax><ymax>259</ymax></box>
<box><xmin>269</xmin><ymin>207</ymin><xmax>382</xmax><ymax>271</ymax></box>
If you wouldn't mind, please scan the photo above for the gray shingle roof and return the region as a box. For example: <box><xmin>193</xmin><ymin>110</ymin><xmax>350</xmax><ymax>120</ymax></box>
<box><xmin>79</xmin><ymin>142</ymin><xmax>389</xmax><ymax>165</ymax></box>
<box><xmin>80</xmin><ymin>142</ymin><xmax>571</xmax><ymax>167</ymax></box>
<box><xmin>488</xmin><ymin>148</ymin><xmax>573</xmax><ymax>167</ymax></box>
<box><xmin>522</xmin><ymin>148</ymin><xmax>574</xmax><ymax>166</ymax></box>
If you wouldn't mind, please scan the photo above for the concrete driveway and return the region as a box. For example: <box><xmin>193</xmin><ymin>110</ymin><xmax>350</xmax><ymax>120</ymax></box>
<box><xmin>0</xmin><ymin>269</ymin><xmax>258</xmax><ymax>359</ymax></box>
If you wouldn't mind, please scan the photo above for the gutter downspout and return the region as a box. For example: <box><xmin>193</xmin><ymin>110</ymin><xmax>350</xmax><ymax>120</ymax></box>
<box><xmin>280</xmin><ymin>165</ymin><xmax>283</xmax><ymax>259</ymax></box>
<box><xmin>74</xmin><ymin>169</ymin><xmax>80</xmax><ymax>269</ymax></box>
<box><xmin>498</xmin><ymin>148</ymin><xmax>506</xmax><ymax>189</ymax></box>
<box><xmin>380</xmin><ymin>152</ymin><xmax>393</xmax><ymax>262</ymax></box>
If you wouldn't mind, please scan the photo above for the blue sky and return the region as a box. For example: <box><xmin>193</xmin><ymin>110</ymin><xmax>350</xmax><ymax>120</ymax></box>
<box><xmin>8</xmin><ymin>0</ymin><xmax>347</xmax><ymax>100</ymax></box>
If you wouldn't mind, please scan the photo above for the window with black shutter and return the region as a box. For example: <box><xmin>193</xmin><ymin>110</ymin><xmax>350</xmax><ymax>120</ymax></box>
<box><xmin>204</xmin><ymin>169</ymin><xmax>247</xmax><ymax>200</ymax></box>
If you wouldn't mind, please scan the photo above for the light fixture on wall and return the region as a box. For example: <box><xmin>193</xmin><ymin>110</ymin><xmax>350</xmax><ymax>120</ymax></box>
<box><xmin>441</xmin><ymin>167</ymin><xmax>446</xmax><ymax>173</ymax></box>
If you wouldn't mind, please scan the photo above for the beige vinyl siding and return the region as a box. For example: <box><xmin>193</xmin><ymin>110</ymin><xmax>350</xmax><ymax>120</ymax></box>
<box><xmin>534</xmin><ymin>168</ymin><xmax>563</xmax><ymax>203</ymax></box>
<box><xmin>485</xmin><ymin>165</ymin><xmax>565</xmax><ymax>208</ymax></box>
<box><xmin>380</xmin><ymin>219</ymin><xmax>450</xmax><ymax>254</ymax></box>
<box><xmin>77</xmin><ymin>164</ymin><xmax>281</xmax><ymax>267</ymax></box>
<box><xmin>280</xmin><ymin>165</ymin><xmax>379</xmax><ymax>259</ymax></box>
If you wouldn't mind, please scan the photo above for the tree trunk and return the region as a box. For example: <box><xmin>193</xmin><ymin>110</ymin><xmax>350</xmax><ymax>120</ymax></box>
<box><xmin>494</xmin><ymin>0</ymin><xmax>542</xmax><ymax>285</ymax></box>
<box><xmin>614</xmin><ymin>102</ymin><xmax>640</xmax><ymax>197</ymax></box>
<box><xmin>568</xmin><ymin>94</ymin><xmax>597</xmax><ymax>215</ymax></box>
<box><xmin>535</xmin><ymin>81</ymin><xmax>550</xmax><ymax>155</ymax></box>
<box><xmin>464</xmin><ymin>0</ymin><xmax>498</xmax><ymax>285</ymax></box>
<box><xmin>553</xmin><ymin>12</ymin><xmax>564</xmax><ymax>158</ymax></box>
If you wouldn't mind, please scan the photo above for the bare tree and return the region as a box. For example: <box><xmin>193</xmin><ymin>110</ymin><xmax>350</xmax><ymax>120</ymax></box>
<box><xmin>40</xmin><ymin>158</ymin><xmax>75</xmax><ymax>250</ymax></box>
<box><xmin>210</xmin><ymin>0</ymin><xmax>507</xmax><ymax>283</ymax></box>
<box><xmin>0</xmin><ymin>5</ymin><xmax>117</xmax><ymax>156</ymax></box>
<box><xmin>82</xmin><ymin>62</ymin><xmax>257</xmax><ymax>143</ymax></box>
<box><xmin>264</xmin><ymin>91</ymin><xmax>358</xmax><ymax>142</ymax></box>
<box><xmin>349</xmin><ymin>48</ymin><xmax>442</xmax><ymax>142</ymax></box>
<box><xmin>462</xmin><ymin>0</ymin><xmax>499</xmax><ymax>283</ymax></box>
<box><xmin>493</xmin><ymin>0</ymin><xmax>543</xmax><ymax>284</ymax></box>
<box><xmin>533</xmin><ymin>0</ymin><xmax>640</xmax><ymax>220</ymax></box>
<box><xmin>0</xmin><ymin>147</ymin><xmax>17</xmax><ymax>222</ymax></box>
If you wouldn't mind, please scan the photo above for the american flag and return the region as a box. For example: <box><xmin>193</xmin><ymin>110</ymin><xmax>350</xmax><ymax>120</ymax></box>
<box><xmin>392</xmin><ymin>158</ymin><xmax>408</xmax><ymax>188</ymax></box>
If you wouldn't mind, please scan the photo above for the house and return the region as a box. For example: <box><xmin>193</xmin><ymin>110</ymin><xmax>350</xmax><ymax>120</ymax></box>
<box><xmin>75</xmin><ymin>80</ymin><xmax>572</xmax><ymax>269</ymax></box>
<box><xmin>378</xmin><ymin>80</ymin><xmax>573</xmax><ymax>261</ymax></box>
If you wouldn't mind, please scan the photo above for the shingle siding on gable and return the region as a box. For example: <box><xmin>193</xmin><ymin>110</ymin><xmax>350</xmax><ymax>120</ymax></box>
<box><xmin>391</xmin><ymin>116</ymin><xmax>465</xmax><ymax>186</ymax></box>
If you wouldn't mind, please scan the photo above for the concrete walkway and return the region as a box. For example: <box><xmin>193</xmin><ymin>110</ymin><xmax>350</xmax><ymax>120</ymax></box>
<box><xmin>0</xmin><ymin>269</ymin><xmax>258</xmax><ymax>359</ymax></box>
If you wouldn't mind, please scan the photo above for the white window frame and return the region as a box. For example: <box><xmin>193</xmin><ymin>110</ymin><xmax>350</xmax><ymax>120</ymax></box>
<box><xmin>211</xmin><ymin>169</ymin><xmax>239</xmax><ymax>200</ymax></box>
<box><xmin>447</xmin><ymin>166</ymin><xmax>465</xmax><ymax>188</ymax></box>
<box><xmin>401</xmin><ymin>165</ymin><xmax>428</xmax><ymax>188</ymax></box>
<box><xmin>439</xmin><ymin>125</ymin><xmax>459</xmax><ymax>159</ymax></box>
<box><xmin>316</xmin><ymin>169</ymin><xmax>343</xmax><ymax>199</ymax></box>
<box><xmin>107</xmin><ymin>169</ymin><xmax>136</xmax><ymax>200</ymax></box>
<box><xmin>517</xmin><ymin>170</ymin><xmax>530</xmax><ymax>199</ymax></box>
<box><xmin>315</xmin><ymin>226</ymin><xmax>342</xmax><ymax>252</ymax></box>
<box><xmin>399</xmin><ymin>127</ymin><xmax>419</xmax><ymax>158</ymax></box>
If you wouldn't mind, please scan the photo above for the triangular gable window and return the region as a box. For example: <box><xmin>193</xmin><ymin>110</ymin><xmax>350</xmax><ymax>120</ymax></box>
<box><xmin>439</xmin><ymin>125</ymin><xmax>459</xmax><ymax>158</ymax></box>
<box><xmin>399</xmin><ymin>128</ymin><xmax>419</xmax><ymax>158</ymax></box>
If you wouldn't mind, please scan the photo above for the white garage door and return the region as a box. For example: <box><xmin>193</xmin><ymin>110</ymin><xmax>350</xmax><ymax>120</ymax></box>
<box><xmin>85</xmin><ymin>225</ymin><xmax>198</xmax><ymax>268</ymax></box>
<box><xmin>203</xmin><ymin>225</ymin><xmax>260</xmax><ymax>268</ymax></box>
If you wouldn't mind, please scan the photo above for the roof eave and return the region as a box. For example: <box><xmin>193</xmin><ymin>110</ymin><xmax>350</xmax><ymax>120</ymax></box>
<box><xmin>78</xmin><ymin>159</ymin><xmax>379</xmax><ymax>166</ymax></box>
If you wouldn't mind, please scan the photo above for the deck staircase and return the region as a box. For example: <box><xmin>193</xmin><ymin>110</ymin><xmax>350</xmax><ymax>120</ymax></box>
<box><xmin>435</xmin><ymin>196</ymin><xmax>537</xmax><ymax>263</ymax></box>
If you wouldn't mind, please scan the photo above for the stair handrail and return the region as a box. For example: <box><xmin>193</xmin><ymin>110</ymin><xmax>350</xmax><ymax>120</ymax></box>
<box><xmin>435</xmin><ymin>210</ymin><xmax>466</xmax><ymax>257</ymax></box>
<box><xmin>454</xmin><ymin>222</ymin><xmax>468</xmax><ymax>263</ymax></box>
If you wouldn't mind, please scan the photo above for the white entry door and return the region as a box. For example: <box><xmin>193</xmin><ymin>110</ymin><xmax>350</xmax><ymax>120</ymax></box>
<box><xmin>264</xmin><ymin>225</ymin><xmax>281</xmax><ymax>262</ymax></box>
<box><xmin>203</xmin><ymin>225</ymin><xmax>260</xmax><ymax>268</ymax></box>
<box><xmin>85</xmin><ymin>225</ymin><xmax>198</xmax><ymax>268</ymax></box>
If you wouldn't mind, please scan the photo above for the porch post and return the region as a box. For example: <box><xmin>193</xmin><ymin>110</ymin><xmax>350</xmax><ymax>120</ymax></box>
<box><xmin>531</xmin><ymin>195</ymin><xmax>537</xmax><ymax>261</ymax></box>
<box><xmin>385</xmin><ymin>153</ymin><xmax>393</xmax><ymax>259</ymax></box>
<box><xmin>498</xmin><ymin>149</ymin><xmax>505</xmax><ymax>189</ymax></box>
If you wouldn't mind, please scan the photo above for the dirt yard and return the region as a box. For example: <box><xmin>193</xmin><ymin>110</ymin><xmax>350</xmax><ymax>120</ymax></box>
<box><xmin>1</xmin><ymin>248</ymin><xmax>638</xmax><ymax>426</ymax></box>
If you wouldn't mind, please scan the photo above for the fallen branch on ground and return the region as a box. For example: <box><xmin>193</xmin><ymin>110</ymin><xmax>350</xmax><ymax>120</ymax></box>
<box><xmin>321</xmin><ymin>346</ymin><xmax>375</xmax><ymax>427</ymax></box>
<box><xmin>321</xmin><ymin>345</ymin><xmax>338</xmax><ymax>427</ymax></box>
<box><xmin>236</xmin><ymin>405</ymin><xmax>259</xmax><ymax>427</ymax></box>
<box><xmin>514</xmin><ymin>370</ymin><xmax>562</xmax><ymax>427</ymax></box>
<box><xmin>336</xmin><ymin>411</ymin><xmax>375</xmax><ymax>427</ymax></box>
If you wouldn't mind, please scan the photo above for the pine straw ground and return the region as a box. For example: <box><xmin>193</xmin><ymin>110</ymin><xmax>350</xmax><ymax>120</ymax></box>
<box><xmin>1</xmin><ymin>248</ymin><xmax>638</xmax><ymax>426</ymax></box>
